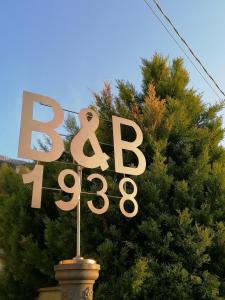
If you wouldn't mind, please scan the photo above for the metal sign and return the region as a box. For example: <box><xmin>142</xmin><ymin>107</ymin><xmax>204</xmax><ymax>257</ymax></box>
<box><xmin>18</xmin><ymin>91</ymin><xmax>146</xmax><ymax>218</ymax></box>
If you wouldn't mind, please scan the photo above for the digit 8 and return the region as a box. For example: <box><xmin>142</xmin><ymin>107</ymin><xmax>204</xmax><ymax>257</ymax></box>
<box><xmin>119</xmin><ymin>177</ymin><xmax>138</xmax><ymax>218</ymax></box>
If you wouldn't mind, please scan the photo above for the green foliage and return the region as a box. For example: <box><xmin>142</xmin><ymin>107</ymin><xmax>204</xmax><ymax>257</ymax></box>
<box><xmin>1</xmin><ymin>54</ymin><xmax>225</xmax><ymax>299</ymax></box>
<box><xmin>0</xmin><ymin>165</ymin><xmax>57</xmax><ymax>299</ymax></box>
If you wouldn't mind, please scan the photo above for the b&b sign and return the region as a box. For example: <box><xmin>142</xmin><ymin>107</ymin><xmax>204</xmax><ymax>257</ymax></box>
<box><xmin>18</xmin><ymin>92</ymin><xmax>146</xmax><ymax>218</ymax></box>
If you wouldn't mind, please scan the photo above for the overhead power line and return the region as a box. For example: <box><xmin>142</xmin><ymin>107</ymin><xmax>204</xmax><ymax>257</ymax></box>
<box><xmin>143</xmin><ymin>0</ymin><xmax>225</xmax><ymax>99</ymax></box>
<box><xmin>151</xmin><ymin>0</ymin><xmax>225</xmax><ymax>97</ymax></box>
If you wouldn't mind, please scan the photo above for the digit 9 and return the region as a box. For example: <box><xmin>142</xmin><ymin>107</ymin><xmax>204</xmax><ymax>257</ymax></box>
<box><xmin>55</xmin><ymin>169</ymin><xmax>81</xmax><ymax>211</ymax></box>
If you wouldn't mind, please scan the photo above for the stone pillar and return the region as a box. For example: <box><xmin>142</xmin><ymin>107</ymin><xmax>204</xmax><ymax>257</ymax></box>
<box><xmin>54</xmin><ymin>258</ymin><xmax>100</xmax><ymax>300</ymax></box>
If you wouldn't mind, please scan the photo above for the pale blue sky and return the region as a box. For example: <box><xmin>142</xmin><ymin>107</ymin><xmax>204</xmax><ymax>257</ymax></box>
<box><xmin>1</xmin><ymin>0</ymin><xmax>225</xmax><ymax>159</ymax></box>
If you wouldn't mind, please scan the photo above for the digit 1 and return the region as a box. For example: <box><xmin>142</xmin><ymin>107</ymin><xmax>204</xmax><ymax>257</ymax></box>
<box><xmin>22</xmin><ymin>164</ymin><xmax>44</xmax><ymax>208</ymax></box>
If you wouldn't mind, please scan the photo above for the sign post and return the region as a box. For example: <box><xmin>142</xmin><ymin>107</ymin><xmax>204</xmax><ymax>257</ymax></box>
<box><xmin>54</xmin><ymin>163</ymin><xmax>100</xmax><ymax>300</ymax></box>
<box><xmin>76</xmin><ymin>165</ymin><xmax>82</xmax><ymax>258</ymax></box>
<box><xmin>18</xmin><ymin>91</ymin><xmax>146</xmax><ymax>300</ymax></box>
<box><xmin>54</xmin><ymin>259</ymin><xmax>100</xmax><ymax>300</ymax></box>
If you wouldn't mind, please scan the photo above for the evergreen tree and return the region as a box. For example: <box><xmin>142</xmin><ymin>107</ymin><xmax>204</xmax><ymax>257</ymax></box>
<box><xmin>1</xmin><ymin>54</ymin><xmax>225</xmax><ymax>299</ymax></box>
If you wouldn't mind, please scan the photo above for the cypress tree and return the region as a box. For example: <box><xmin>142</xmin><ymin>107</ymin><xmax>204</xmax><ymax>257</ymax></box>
<box><xmin>1</xmin><ymin>54</ymin><xmax>225</xmax><ymax>299</ymax></box>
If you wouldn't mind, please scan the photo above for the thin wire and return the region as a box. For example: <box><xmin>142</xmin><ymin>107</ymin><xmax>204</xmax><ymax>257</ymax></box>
<box><xmin>47</xmin><ymin>159</ymin><xmax>117</xmax><ymax>173</ymax></box>
<box><xmin>39</xmin><ymin>102</ymin><xmax>112</xmax><ymax>123</ymax></box>
<box><xmin>42</xmin><ymin>186</ymin><xmax>121</xmax><ymax>199</ymax></box>
<box><xmin>80</xmin><ymin>191</ymin><xmax>121</xmax><ymax>199</ymax></box>
<box><xmin>59</xmin><ymin>132</ymin><xmax>114</xmax><ymax>147</ymax></box>
<box><xmin>142</xmin><ymin>0</ymin><xmax>222</xmax><ymax>100</ymax></box>
<box><xmin>151</xmin><ymin>0</ymin><xmax>225</xmax><ymax>98</ymax></box>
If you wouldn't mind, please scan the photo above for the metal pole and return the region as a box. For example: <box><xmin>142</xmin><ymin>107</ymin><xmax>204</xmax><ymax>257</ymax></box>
<box><xmin>77</xmin><ymin>165</ymin><xmax>82</xmax><ymax>258</ymax></box>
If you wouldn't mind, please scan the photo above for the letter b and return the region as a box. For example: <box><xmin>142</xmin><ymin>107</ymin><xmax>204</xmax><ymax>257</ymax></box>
<box><xmin>18</xmin><ymin>91</ymin><xmax>64</xmax><ymax>162</ymax></box>
<box><xmin>112</xmin><ymin>116</ymin><xmax>146</xmax><ymax>175</ymax></box>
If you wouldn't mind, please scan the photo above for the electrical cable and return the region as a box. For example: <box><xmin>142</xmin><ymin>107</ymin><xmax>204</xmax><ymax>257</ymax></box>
<box><xmin>142</xmin><ymin>0</ymin><xmax>224</xmax><ymax>100</ymax></box>
<box><xmin>151</xmin><ymin>0</ymin><xmax>225</xmax><ymax>98</ymax></box>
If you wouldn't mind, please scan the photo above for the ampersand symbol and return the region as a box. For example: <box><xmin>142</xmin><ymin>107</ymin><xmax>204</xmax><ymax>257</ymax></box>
<box><xmin>71</xmin><ymin>108</ymin><xmax>109</xmax><ymax>171</ymax></box>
